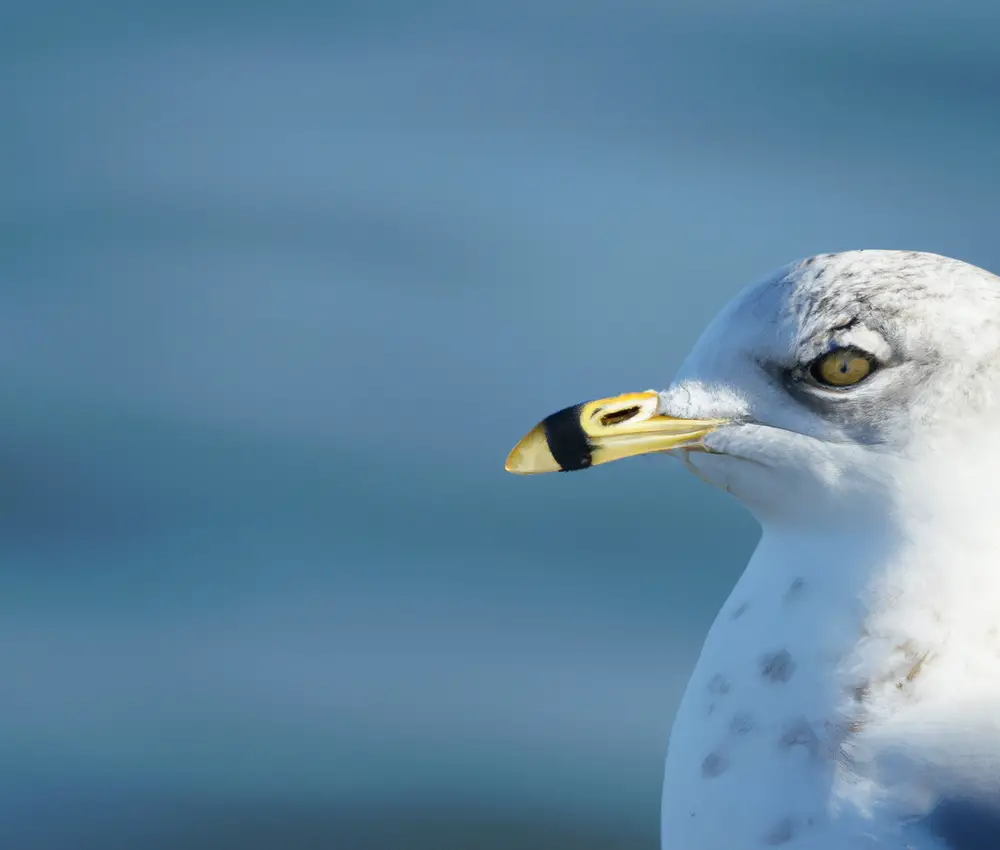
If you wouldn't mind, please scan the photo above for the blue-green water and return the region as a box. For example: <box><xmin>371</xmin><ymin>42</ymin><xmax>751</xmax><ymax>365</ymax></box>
<box><xmin>3</xmin><ymin>2</ymin><xmax>1000</xmax><ymax>847</ymax></box>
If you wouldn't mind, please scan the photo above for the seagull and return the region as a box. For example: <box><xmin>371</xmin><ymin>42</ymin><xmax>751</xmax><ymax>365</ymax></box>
<box><xmin>505</xmin><ymin>250</ymin><xmax>1000</xmax><ymax>849</ymax></box>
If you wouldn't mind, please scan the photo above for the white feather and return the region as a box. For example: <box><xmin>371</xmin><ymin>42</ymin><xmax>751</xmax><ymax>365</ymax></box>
<box><xmin>657</xmin><ymin>250</ymin><xmax>1000</xmax><ymax>849</ymax></box>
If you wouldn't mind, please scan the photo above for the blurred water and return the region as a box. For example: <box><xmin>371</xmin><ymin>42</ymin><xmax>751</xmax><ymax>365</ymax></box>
<box><xmin>3</xmin><ymin>1</ymin><xmax>1000</xmax><ymax>847</ymax></box>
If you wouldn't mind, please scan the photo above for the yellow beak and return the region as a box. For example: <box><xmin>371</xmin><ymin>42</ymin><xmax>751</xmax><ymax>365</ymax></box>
<box><xmin>505</xmin><ymin>391</ymin><xmax>725</xmax><ymax>475</ymax></box>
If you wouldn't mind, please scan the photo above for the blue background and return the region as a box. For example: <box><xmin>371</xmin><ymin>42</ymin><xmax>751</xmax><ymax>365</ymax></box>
<box><xmin>3</xmin><ymin>2</ymin><xmax>999</xmax><ymax>847</ymax></box>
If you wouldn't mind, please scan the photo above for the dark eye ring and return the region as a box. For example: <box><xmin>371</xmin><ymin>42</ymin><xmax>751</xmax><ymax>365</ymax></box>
<box><xmin>808</xmin><ymin>346</ymin><xmax>877</xmax><ymax>388</ymax></box>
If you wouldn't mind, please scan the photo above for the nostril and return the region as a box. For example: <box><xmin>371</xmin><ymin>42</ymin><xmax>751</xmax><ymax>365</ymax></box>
<box><xmin>600</xmin><ymin>406</ymin><xmax>641</xmax><ymax>427</ymax></box>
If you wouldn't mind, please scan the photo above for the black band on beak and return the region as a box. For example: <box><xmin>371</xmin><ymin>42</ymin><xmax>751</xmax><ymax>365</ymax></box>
<box><xmin>541</xmin><ymin>404</ymin><xmax>592</xmax><ymax>472</ymax></box>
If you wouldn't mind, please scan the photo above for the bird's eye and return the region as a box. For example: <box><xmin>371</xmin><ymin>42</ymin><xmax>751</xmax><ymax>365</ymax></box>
<box><xmin>809</xmin><ymin>347</ymin><xmax>876</xmax><ymax>387</ymax></box>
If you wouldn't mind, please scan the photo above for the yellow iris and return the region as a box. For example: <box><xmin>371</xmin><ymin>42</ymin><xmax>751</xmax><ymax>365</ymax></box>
<box><xmin>812</xmin><ymin>348</ymin><xmax>874</xmax><ymax>387</ymax></box>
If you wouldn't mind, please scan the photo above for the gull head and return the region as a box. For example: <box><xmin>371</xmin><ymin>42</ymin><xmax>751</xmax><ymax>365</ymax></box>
<box><xmin>506</xmin><ymin>250</ymin><xmax>1000</xmax><ymax>527</ymax></box>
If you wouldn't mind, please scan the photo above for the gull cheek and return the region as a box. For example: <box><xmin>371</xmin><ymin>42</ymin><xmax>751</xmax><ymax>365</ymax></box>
<box><xmin>682</xmin><ymin>450</ymin><xmax>740</xmax><ymax>495</ymax></box>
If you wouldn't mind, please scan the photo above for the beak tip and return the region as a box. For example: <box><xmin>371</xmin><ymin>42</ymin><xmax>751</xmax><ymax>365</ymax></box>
<box><xmin>505</xmin><ymin>424</ymin><xmax>561</xmax><ymax>475</ymax></box>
